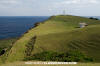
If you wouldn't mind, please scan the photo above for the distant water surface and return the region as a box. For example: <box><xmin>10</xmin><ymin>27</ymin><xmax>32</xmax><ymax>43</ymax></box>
<box><xmin>0</xmin><ymin>16</ymin><xmax>49</xmax><ymax>39</ymax></box>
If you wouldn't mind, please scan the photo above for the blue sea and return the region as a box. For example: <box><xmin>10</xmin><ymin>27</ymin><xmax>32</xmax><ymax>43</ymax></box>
<box><xmin>0</xmin><ymin>16</ymin><xmax>100</xmax><ymax>39</ymax></box>
<box><xmin>0</xmin><ymin>16</ymin><xmax>49</xmax><ymax>39</ymax></box>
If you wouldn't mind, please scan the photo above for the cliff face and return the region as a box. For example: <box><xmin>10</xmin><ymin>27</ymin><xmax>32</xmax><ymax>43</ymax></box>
<box><xmin>1</xmin><ymin>15</ymin><xmax>100</xmax><ymax>63</ymax></box>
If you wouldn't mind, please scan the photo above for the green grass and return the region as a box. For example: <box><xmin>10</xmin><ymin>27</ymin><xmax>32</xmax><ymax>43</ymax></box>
<box><xmin>0</xmin><ymin>15</ymin><xmax>100</xmax><ymax>64</ymax></box>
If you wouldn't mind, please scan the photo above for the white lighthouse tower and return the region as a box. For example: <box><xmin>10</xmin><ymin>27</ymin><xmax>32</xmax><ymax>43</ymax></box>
<box><xmin>63</xmin><ymin>10</ymin><xmax>66</xmax><ymax>15</ymax></box>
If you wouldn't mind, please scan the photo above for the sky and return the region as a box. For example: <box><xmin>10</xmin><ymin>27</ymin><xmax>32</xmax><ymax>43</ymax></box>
<box><xmin>0</xmin><ymin>0</ymin><xmax>100</xmax><ymax>16</ymax></box>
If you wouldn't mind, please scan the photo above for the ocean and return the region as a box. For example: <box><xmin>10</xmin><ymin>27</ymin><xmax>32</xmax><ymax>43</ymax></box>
<box><xmin>0</xmin><ymin>16</ymin><xmax>49</xmax><ymax>39</ymax></box>
<box><xmin>0</xmin><ymin>16</ymin><xmax>100</xmax><ymax>39</ymax></box>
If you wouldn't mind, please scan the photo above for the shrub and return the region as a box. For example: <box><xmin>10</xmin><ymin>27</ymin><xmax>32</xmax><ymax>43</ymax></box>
<box><xmin>24</xmin><ymin>50</ymin><xmax>93</xmax><ymax>62</ymax></box>
<box><xmin>0</xmin><ymin>48</ymin><xmax>5</xmax><ymax>56</ymax></box>
<box><xmin>89</xmin><ymin>17</ymin><xmax>99</xmax><ymax>20</ymax></box>
<box><xmin>34</xmin><ymin>23</ymin><xmax>40</xmax><ymax>27</ymax></box>
<box><xmin>25</xmin><ymin>36</ymin><xmax>37</xmax><ymax>57</ymax></box>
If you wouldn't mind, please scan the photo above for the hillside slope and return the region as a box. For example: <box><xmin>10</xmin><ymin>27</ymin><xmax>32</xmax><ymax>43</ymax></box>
<box><xmin>0</xmin><ymin>15</ymin><xmax>100</xmax><ymax>63</ymax></box>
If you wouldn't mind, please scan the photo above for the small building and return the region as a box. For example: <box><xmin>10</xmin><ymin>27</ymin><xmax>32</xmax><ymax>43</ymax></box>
<box><xmin>79</xmin><ymin>23</ymin><xmax>87</xmax><ymax>28</ymax></box>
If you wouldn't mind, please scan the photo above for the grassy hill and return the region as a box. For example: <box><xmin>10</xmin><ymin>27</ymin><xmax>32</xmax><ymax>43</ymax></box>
<box><xmin>0</xmin><ymin>15</ymin><xmax>100</xmax><ymax>64</ymax></box>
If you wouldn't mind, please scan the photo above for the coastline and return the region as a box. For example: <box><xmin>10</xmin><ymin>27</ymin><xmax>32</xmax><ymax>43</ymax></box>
<box><xmin>0</xmin><ymin>16</ymin><xmax>50</xmax><ymax>40</ymax></box>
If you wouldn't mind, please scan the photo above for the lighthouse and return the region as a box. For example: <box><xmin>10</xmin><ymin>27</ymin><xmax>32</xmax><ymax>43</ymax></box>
<box><xmin>63</xmin><ymin>10</ymin><xmax>66</xmax><ymax>15</ymax></box>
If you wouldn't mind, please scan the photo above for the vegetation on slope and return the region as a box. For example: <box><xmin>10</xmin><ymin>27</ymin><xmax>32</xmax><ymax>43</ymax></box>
<box><xmin>0</xmin><ymin>15</ymin><xmax>100</xmax><ymax>64</ymax></box>
<box><xmin>25</xmin><ymin>36</ymin><xmax>36</xmax><ymax>57</ymax></box>
<box><xmin>24</xmin><ymin>50</ymin><xmax>93</xmax><ymax>62</ymax></box>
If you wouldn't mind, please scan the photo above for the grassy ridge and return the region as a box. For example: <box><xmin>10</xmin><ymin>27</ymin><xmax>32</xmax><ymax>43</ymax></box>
<box><xmin>0</xmin><ymin>15</ymin><xmax>100</xmax><ymax>63</ymax></box>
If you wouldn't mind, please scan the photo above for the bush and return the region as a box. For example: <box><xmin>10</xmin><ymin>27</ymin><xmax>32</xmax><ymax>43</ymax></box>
<box><xmin>34</xmin><ymin>23</ymin><xmax>40</xmax><ymax>27</ymax></box>
<box><xmin>89</xmin><ymin>17</ymin><xmax>99</xmax><ymax>20</ymax></box>
<box><xmin>24</xmin><ymin>50</ymin><xmax>93</xmax><ymax>62</ymax></box>
<box><xmin>0</xmin><ymin>48</ymin><xmax>5</xmax><ymax>56</ymax></box>
<box><xmin>25</xmin><ymin>36</ymin><xmax>37</xmax><ymax>57</ymax></box>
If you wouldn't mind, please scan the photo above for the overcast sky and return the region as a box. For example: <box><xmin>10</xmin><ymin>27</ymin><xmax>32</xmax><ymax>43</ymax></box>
<box><xmin>0</xmin><ymin>0</ymin><xmax>100</xmax><ymax>16</ymax></box>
